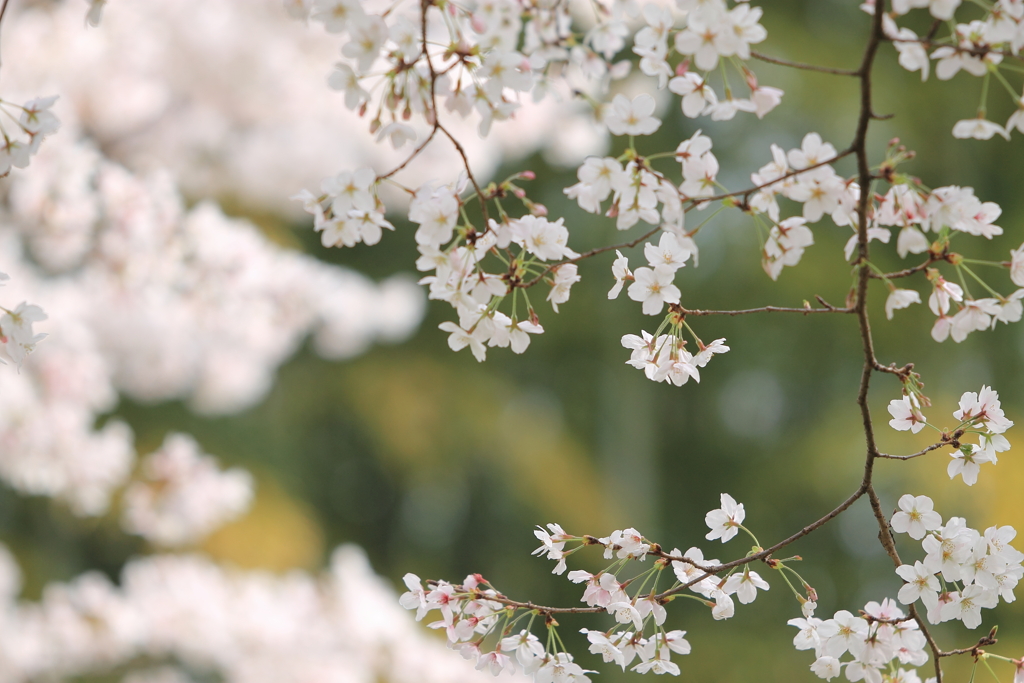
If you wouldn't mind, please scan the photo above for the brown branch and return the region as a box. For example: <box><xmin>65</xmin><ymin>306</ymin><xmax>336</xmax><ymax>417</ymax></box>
<box><xmin>517</xmin><ymin>150</ymin><xmax>858</xmax><ymax>291</ymax></box>
<box><xmin>853</xmin><ymin>4</ymin><xmax>947</xmax><ymax>681</ymax></box>
<box><xmin>751</xmin><ymin>50</ymin><xmax>859</xmax><ymax>76</ymax></box>
<box><xmin>519</xmin><ymin>226</ymin><xmax>662</xmax><ymax>288</ymax></box>
<box><xmin>654</xmin><ymin>485</ymin><xmax>867</xmax><ymax>601</ymax></box>
<box><xmin>437</xmin><ymin>122</ymin><xmax>489</xmax><ymax>225</ymax></box>
<box><xmin>886</xmin><ymin>35</ymin><xmax>1024</xmax><ymax>61</ymax></box>
<box><xmin>680</xmin><ymin>305</ymin><xmax>853</xmax><ymax>316</ymax></box>
<box><xmin>378</xmin><ymin>124</ymin><xmax>439</xmax><ymax>180</ymax></box>
<box><xmin>693</xmin><ymin>148</ymin><xmax>856</xmax><ymax>206</ymax></box>
<box><xmin>870</xmin><ymin>255</ymin><xmax>941</xmax><ymax>280</ymax></box>
<box><xmin>938</xmin><ymin>629</ymin><xmax>999</xmax><ymax>658</ymax></box>
<box><xmin>876</xmin><ymin>442</ymin><xmax>949</xmax><ymax>460</ymax></box>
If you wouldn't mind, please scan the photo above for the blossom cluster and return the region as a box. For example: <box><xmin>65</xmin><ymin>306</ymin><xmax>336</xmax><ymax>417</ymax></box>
<box><xmin>0</xmin><ymin>543</ymin><xmax>497</xmax><ymax>683</ymax></box>
<box><xmin>122</xmin><ymin>433</ymin><xmax>254</xmax><ymax>547</ymax></box>
<box><xmin>0</xmin><ymin>132</ymin><xmax>423</xmax><ymax>514</ymax></box>
<box><xmin>889</xmin><ymin>496</ymin><xmax>1023</xmax><ymax>629</ymax></box>
<box><xmin>888</xmin><ymin>385</ymin><xmax>1013</xmax><ymax>485</ymax></box>
<box><xmin>403</xmin><ymin>494</ymin><xmax>803</xmax><ymax>679</ymax></box>
<box><xmin>0</xmin><ymin>95</ymin><xmax>60</xmax><ymax>176</ymax></box>
<box><xmin>789</xmin><ymin>598</ymin><xmax>931</xmax><ymax>682</ymax></box>
<box><xmin>878</xmin><ymin>0</ymin><xmax>1024</xmax><ymax>140</ymax></box>
<box><xmin>0</xmin><ymin>273</ymin><xmax>47</xmax><ymax>366</ymax></box>
<box><xmin>284</xmin><ymin>0</ymin><xmax>1024</xmax><ymax>383</ymax></box>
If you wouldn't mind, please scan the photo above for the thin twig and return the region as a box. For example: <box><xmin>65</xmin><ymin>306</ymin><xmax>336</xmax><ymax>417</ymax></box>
<box><xmin>870</xmin><ymin>255</ymin><xmax>941</xmax><ymax>280</ymax></box>
<box><xmin>876</xmin><ymin>442</ymin><xmax>949</xmax><ymax>460</ymax></box>
<box><xmin>751</xmin><ymin>50</ymin><xmax>859</xmax><ymax>76</ymax></box>
<box><xmin>680</xmin><ymin>305</ymin><xmax>854</xmax><ymax>316</ymax></box>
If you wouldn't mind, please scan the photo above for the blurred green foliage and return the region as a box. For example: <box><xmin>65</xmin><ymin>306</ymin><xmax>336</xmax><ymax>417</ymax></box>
<box><xmin>2</xmin><ymin>0</ymin><xmax>1024</xmax><ymax>680</ymax></box>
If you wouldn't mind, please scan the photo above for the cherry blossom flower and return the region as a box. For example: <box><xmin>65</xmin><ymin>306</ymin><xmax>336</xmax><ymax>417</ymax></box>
<box><xmin>608</xmin><ymin>251</ymin><xmax>632</xmax><ymax>299</ymax></box>
<box><xmin>885</xmin><ymin>288</ymin><xmax>921</xmax><ymax>320</ymax></box>
<box><xmin>628</xmin><ymin>265</ymin><xmax>681</xmax><ymax>315</ymax></box>
<box><xmin>891</xmin><ymin>495</ymin><xmax>943</xmax><ymax>540</ymax></box>
<box><xmin>888</xmin><ymin>396</ymin><xmax>927</xmax><ymax>434</ymax></box>
<box><xmin>940</xmin><ymin>585</ymin><xmax>998</xmax><ymax>628</ymax></box>
<box><xmin>548</xmin><ymin>264</ymin><xmax>581</xmax><ymax>313</ymax></box>
<box><xmin>723</xmin><ymin>569</ymin><xmax>770</xmax><ymax>604</ymax></box>
<box><xmin>0</xmin><ymin>302</ymin><xmax>48</xmax><ymax>365</ymax></box>
<box><xmin>607</xmin><ymin>601</ymin><xmax>644</xmax><ymax>630</ymax></box>
<box><xmin>948</xmin><ymin>444</ymin><xmax>995</xmax><ymax>486</ymax></box>
<box><xmin>439</xmin><ymin>321</ymin><xmax>489</xmax><ymax>362</ymax></box>
<box><xmin>953</xmin><ymin>118</ymin><xmax>1010</xmax><ymax>141</ymax></box>
<box><xmin>751</xmin><ymin>86</ymin><xmax>784</xmax><ymax>118</ymax></box>
<box><xmin>705</xmin><ymin>493</ymin><xmax>745</xmax><ymax>543</ymax></box>
<box><xmin>603</xmin><ymin>94</ymin><xmax>661</xmax><ymax>136</ymax></box>
<box><xmin>668</xmin><ymin>72</ymin><xmax>717</xmax><ymax>118</ymax></box>
<box><xmin>644</xmin><ymin>233</ymin><xmax>692</xmax><ymax>271</ymax></box>
<box><xmin>811</xmin><ymin>655</ymin><xmax>842</xmax><ymax>680</ymax></box>
<box><xmin>581</xmin><ymin>629</ymin><xmax>626</xmax><ymax>668</ymax></box>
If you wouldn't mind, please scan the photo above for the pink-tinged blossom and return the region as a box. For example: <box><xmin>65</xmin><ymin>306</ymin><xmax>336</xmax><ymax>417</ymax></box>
<box><xmin>955</xmin><ymin>385</ymin><xmax>1013</xmax><ymax>433</ymax></box>
<box><xmin>668</xmin><ymin>72</ymin><xmax>718</xmax><ymax>118</ymax></box>
<box><xmin>705</xmin><ymin>493</ymin><xmax>745</xmax><ymax>542</ymax></box>
<box><xmin>475</xmin><ymin>650</ymin><xmax>516</xmax><ymax>675</ymax></box>
<box><xmin>940</xmin><ymin>585</ymin><xmax>998</xmax><ymax>628</ymax></box>
<box><xmin>891</xmin><ymin>494</ymin><xmax>943</xmax><ymax>540</ymax></box>
<box><xmin>0</xmin><ymin>302</ymin><xmax>48</xmax><ymax>365</ymax></box>
<box><xmin>928</xmin><ymin>276</ymin><xmax>963</xmax><ymax>315</ymax></box>
<box><xmin>888</xmin><ymin>396</ymin><xmax>927</xmax><ymax>434</ymax></box>
<box><xmin>693</xmin><ymin>338</ymin><xmax>729</xmax><ymax>367</ymax></box>
<box><xmin>603</xmin><ymin>528</ymin><xmax>650</xmax><ymax>560</ymax></box>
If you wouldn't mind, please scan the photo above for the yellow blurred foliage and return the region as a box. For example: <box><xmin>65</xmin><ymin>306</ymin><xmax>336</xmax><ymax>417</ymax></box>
<box><xmin>343</xmin><ymin>355</ymin><xmax>619</xmax><ymax>532</ymax></box>
<box><xmin>203</xmin><ymin>473</ymin><xmax>324</xmax><ymax>571</ymax></box>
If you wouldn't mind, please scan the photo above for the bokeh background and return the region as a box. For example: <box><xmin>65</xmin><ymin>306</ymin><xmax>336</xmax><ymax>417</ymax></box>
<box><xmin>1</xmin><ymin>0</ymin><xmax>1023</xmax><ymax>681</ymax></box>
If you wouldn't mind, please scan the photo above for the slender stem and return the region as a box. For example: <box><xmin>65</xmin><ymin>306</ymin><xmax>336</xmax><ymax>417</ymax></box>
<box><xmin>750</xmin><ymin>50</ymin><xmax>859</xmax><ymax>76</ymax></box>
